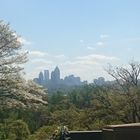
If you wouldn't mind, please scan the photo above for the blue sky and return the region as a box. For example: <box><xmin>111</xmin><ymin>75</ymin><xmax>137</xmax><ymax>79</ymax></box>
<box><xmin>1</xmin><ymin>0</ymin><xmax>140</xmax><ymax>82</ymax></box>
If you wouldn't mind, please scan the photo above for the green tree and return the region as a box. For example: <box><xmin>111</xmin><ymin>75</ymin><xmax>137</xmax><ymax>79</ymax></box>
<box><xmin>0</xmin><ymin>120</ymin><xmax>30</xmax><ymax>140</ymax></box>
<box><xmin>28</xmin><ymin>125</ymin><xmax>57</xmax><ymax>140</ymax></box>
<box><xmin>9</xmin><ymin>120</ymin><xmax>30</xmax><ymax>140</ymax></box>
<box><xmin>106</xmin><ymin>60</ymin><xmax>140</xmax><ymax>122</ymax></box>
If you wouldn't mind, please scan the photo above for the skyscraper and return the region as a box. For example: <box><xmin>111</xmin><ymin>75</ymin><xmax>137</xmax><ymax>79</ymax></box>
<box><xmin>51</xmin><ymin>66</ymin><xmax>60</xmax><ymax>84</ymax></box>
<box><xmin>33</xmin><ymin>66</ymin><xmax>85</xmax><ymax>90</ymax></box>
<box><xmin>44</xmin><ymin>70</ymin><xmax>49</xmax><ymax>81</ymax></box>
<box><xmin>38</xmin><ymin>71</ymin><xmax>44</xmax><ymax>85</ymax></box>
<box><xmin>54</xmin><ymin>66</ymin><xmax>60</xmax><ymax>81</ymax></box>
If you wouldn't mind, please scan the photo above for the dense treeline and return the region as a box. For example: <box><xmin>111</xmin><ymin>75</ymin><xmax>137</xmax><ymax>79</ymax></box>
<box><xmin>1</xmin><ymin>81</ymin><xmax>140</xmax><ymax>140</ymax></box>
<box><xmin>1</xmin><ymin>21</ymin><xmax>140</xmax><ymax>140</ymax></box>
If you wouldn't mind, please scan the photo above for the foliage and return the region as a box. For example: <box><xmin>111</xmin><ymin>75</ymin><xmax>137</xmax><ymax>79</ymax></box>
<box><xmin>106</xmin><ymin>60</ymin><xmax>140</xmax><ymax>122</ymax></box>
<box><xmin>0</xmin><ymin>120</ymin><xmax>30</xmax><ymax>140</ymax></box>
<box><xmin>0</xmin><ymin>21</ymin><xmax>27</xmax><ymax>95</ymax></box>
<box><xmin>28</xmin><ymin>125</ymin><xmax>57</xmax><ymax>140</ymax></box>
<box><xmin>0</xmin><ymin>21</ymin><xmax>48</xmax><ymax>108</ymax></box>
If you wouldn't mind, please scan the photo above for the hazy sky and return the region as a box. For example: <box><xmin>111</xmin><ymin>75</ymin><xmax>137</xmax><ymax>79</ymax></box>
<box><xmin>1</xmin><ymin>0</ymin><xmax>140</xmax><ymax>82</ymax></box>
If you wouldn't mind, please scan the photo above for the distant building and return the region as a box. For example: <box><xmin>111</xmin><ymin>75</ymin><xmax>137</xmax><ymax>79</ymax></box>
<box><xmin>38</xmin><ymin>72</ymin><xmax>44</xmax><ymax>85</ymax></box>
<box><xmin>44</xmin><ymin>70</ymin><xmax>49</xmax><ymax>81</ymax></box>
<box><xmin>93</xmin><ymin>77</ymin><xmax>105</xmax><ymax>86</ymax></box>
<box><xmin>64</xmin><ymin>75</ymin><xmax>81</xmax><ymax>86</ymax></box>
<box><xmin>51</xmin><ymin>66</ymin><xmax>60</xmax><ymax>84</ymax></box>
<box><xmin>33</xmin><ymin>66</ymin><xmax>85</xmax><ymax>90</ymax></box>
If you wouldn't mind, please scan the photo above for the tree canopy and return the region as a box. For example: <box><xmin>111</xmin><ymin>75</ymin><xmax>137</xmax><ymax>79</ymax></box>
<box><xmin>0</xmin><ymin>21</ymin><xmax>47</xmax><ymax>108</ymax></box>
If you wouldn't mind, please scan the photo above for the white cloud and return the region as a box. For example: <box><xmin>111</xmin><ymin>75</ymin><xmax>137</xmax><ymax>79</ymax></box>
<box><xmin>80</xmin><ymin>40</ymin><xmax>84</xmax><ymax>43</ymax></box>
<box><xmin>93</xmin><ymin>34</ymin><xmax>109</xmax><ymax>48</ymax></box>
<box><xmin>53</xmin><ymin>54</ymin><xmax>66</xmax><ymax>59</ymax></box>
<box><xmin>31</xmin><ymin>59</ymin><xmax>53</xmax><ymax>65</ymax></box>
<box><xmin>64</xmin><ymin>60</ymin><xmax>99</xmax><ymax>65</ymax></box>
<box><xmin>29</xmin><ymin>51</ymin><xmax>48</xmax><ymax>57</ymax></box>
<box><xmin>17</xmin><ymin>37</ymin><xmax>32</xmax><ymax>45</ymax></box>
<box><xmin>87</xmin><ymin>46</ymin><xmax>96</xmax><ymax>51</ymax></box>
<box><xmin>65</xmin><ymin>54</ymin><xmax>119</xmax><ymax>66</ymax></box>
<box><xmin>100</xmin><ymin>34</ymin><xmax>109</xmax><ymax>39</ymax></box>
<box><xmin>77</xmin><ymin>54</ymin><xmax>119</xmax><ymax>61</ymax></box>
<box><xmin>96</xmin><ymin>41</ymin><xmax>104</xmax><ymax>46</ymax></box>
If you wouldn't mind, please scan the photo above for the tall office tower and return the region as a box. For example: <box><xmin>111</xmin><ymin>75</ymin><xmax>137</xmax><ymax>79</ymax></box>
<box><xmin>51</xmin><ymin>66</ymin><xmax>60</xmax><ymax>84</ymax></box>
<box><xmin>38</xmin><ymin>71</ymin><xmax>44</xmax><ymax>85</ymax></box>
<box><xmin>54</xmin><ymin>66</ymin><xmax>60</xmax><ymax>82</ymax></box>
<box><xmin>44</xmin><ymin>70</ymin><xmax>49</xmax><ymax>81</ymax></box>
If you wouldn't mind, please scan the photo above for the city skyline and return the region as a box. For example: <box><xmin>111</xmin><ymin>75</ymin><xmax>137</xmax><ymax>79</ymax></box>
<box><xmin>0</xmin><ymin>1</ymin><xmax>140</xmax><ymax>82</ymax></box>
<box><xmin>34</xmin><ymin>66</ymin><xmax>84</xmax><ymax>81</ymax></box>
<box><xmin>34</xmin><ymin>66</ymin><xmax>86</xmax><ymax>90</ymax></box>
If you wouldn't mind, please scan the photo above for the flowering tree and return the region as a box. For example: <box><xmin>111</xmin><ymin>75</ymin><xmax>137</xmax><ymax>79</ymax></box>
<box><xmin>0</xmin><ymin>21</ymin><xmax>47</xmax><ymax>108</ymax></box>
